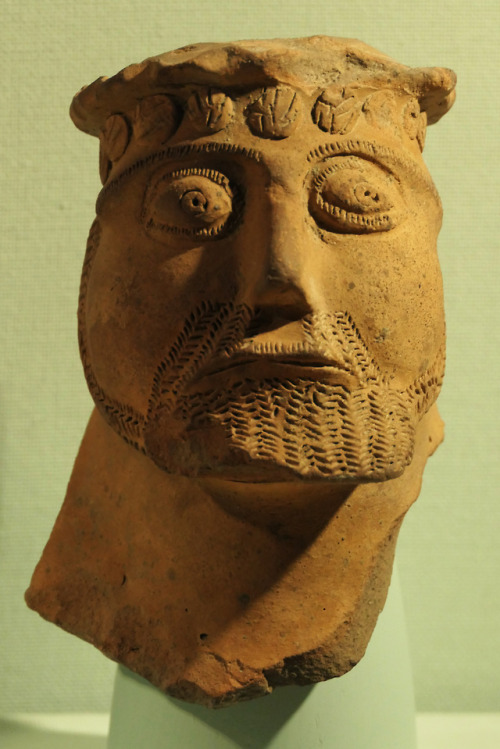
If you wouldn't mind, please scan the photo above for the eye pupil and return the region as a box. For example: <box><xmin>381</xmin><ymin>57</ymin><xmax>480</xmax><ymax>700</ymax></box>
<box><xmin>181</xmin><ymin>190</ymin><xmax>208</xmax><ymax>215</ymax></box>
<box><xmin>353</xmin><ymin>182</ymin><xmax>383</xmax><ymax>207</ymax></box>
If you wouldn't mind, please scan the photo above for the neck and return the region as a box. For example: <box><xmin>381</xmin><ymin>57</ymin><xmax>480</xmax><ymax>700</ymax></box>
<box><xmin>26</xmin><ymin>405</ymin><xmax>443</xmax><ymax>707</ymax></box>
<box><xmin>198</xmin><ymin>475</ymin><xmax>353</xmax><ymax>542</ymax></box>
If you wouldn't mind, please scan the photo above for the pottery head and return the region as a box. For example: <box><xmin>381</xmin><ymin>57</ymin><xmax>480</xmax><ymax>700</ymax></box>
<box><xmin>72</xmin><ymin>37</ymin><xmax>455</xmax><ymax>482</ymax></box>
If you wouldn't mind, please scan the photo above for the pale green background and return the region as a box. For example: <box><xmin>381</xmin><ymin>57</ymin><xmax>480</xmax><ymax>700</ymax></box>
<box><xmin>1</xmin><ymin>0</ymin><xmax>498</xmax><ymax>714</ymax></box>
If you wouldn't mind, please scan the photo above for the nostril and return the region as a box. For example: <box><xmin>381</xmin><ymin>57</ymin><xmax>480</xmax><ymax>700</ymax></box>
<box><xmin>246</xmin><ymin>303</ymin><xmax>312</xmax><ymax>336</ymax></box>
<box><xmin>246</xmin><ymin>307</ymin><xmax>274</xmax><ymax>337</ymax></box>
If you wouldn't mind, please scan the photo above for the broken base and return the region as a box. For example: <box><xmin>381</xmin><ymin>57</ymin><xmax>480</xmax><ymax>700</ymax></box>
<box><xmin>107</xmin><ymin>567</ymin><xmax>416</xmax><ymax>749</ymax></box>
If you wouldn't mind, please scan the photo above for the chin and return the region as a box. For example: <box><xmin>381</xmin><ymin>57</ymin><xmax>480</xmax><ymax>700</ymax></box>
<box><xmin>143</xmin><ymin>412</ymin><xmax>415</xmax><ymax>485</ymax></box>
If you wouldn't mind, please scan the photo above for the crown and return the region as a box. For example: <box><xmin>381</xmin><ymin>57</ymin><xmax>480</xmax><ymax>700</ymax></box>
<box><xmin>70</xmin><ymin>37</ymin><xmax>456</xmax><ymax>183</ymax></box>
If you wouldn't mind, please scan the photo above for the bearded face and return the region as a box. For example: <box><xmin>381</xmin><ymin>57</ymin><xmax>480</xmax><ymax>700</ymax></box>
<box><xmin>78</xmin><ymin>103</ymin><xmax>445</xmax><ymax>483</ymax></box>
<box><xmin>141</xmin><ymin>303</ymin><xmax>443</xmax><ymax>481</ymax></box>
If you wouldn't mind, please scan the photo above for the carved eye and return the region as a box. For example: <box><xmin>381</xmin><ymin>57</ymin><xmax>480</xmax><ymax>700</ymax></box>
<box><xmin>143</xmin><ymin>168</ymin><xmax>234</xmax><ymax>240</ymax></box>
<box><xmin>180</xmin><ymin>190</ymin><xmax>210</xmax><ymax>216</ymax></box>
<box><xmin>311</xmin><ymin>157</ymin><xmax>400</xmax><ymax>233</ymax></box>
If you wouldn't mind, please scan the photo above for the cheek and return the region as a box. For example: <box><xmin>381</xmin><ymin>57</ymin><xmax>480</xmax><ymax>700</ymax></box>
<box><xmin>320</xmin><ymin>223</ymin><xmax>445</xmax><ymax>387</ymax></box>
<box><xmin>84</xmin><ymin>222</ymin><xmax>238</xmax><ymax>413</ymax></box>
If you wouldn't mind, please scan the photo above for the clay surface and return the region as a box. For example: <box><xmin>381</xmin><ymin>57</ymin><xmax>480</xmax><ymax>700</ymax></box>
<box><xmin>26</xmin><ymin>37</ymin><xmax>455</xmax><ymax>707</ymax></box>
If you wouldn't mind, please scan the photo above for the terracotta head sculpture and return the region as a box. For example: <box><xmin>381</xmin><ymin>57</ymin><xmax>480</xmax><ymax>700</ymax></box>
<box><xmin>26</xmin><ymin>37</ymin><xmax>455</xmax><ymax>707</ymax></box>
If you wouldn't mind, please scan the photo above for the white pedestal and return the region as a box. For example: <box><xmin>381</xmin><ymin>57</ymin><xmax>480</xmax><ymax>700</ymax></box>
<box><xmin>108</xmin><ymin>567</ymin><xmax>416</xmax><ymax>749</ymax></box>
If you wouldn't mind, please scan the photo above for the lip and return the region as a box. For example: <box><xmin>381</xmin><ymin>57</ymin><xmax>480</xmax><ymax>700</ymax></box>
<box><xmin>191</xmin><ymin>351</ymin><xmax>353</xmax><ymax>389</ymax></box>
<box><xmin>204</xmin><ymin>353</ymin><xmax>346</xmax><ymax>375</ymax></box>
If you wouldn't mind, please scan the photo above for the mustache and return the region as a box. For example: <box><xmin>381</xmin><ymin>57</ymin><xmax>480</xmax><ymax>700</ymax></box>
<box><xmin>197</xmin><ymin>321</ymin><xmax>376</xmax><ymax>379</ymax></box>
<box><xmin>147</xmin><ymin>302</ymin><xmax>382</xmax><ymax>417</ymax></box>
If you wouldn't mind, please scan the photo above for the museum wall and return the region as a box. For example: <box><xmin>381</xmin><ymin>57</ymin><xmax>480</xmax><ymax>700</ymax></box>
<box><xmin>1</xmin><ymin>0</ymin><xmax>498</xmax><ymax>713</ymax></box>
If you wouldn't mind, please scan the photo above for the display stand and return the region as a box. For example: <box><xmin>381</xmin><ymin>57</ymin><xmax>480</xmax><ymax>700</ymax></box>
<box><xmin>107</xmin><ymin>567</ymin><xmax>416</xmax><ymax>748</ymax></box>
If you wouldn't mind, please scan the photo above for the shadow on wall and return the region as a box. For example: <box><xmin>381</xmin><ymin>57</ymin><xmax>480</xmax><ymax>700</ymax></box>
<box><xmin>124</xmin><ymin>666</ymin><xmax>314</xmax><ymax>747</ymax></box>
<box><xmin>0</xmin><ymin>717</ymin><xmax>107</xmax><ymax>749</ymax></box>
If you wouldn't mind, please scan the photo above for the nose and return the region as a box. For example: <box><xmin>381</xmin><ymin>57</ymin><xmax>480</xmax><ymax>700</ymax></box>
<box><xmin>248</xmin><ymin>185</ymin><xmax>316</xmax><ymax>326</ymax></box>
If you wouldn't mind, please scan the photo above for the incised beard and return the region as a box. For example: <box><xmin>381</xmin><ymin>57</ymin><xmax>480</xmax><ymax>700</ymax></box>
<box><xmin>138</xmin><ymin>301</ymin><xmax>443</xmax><ymax>482</ymax></box>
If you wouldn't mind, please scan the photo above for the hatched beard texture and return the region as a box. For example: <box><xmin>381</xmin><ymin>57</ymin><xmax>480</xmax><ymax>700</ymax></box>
<box><xmin>172</xmin><ymin>378</ymin><xmax>414</xmax><ymax>480</ymax></box>
<box><xmin>142</xmin><ymin>301</ymin><xmax>436</xmax><ymax>480</ymax></box>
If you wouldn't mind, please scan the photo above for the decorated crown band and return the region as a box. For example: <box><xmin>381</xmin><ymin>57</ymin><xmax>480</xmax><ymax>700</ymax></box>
<box><xmin>70</xmin><ymin>37</ymin><xmax>456</xmax><ymax>183</ymax></box>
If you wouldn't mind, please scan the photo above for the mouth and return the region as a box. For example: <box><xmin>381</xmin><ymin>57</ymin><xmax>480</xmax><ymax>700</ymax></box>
<box><xmin>205</xmin><ymin>353</ymin><xmax>345</xmax><ymax>375</ymax></box>
<box><xmin>191</xmin><ymin>349</ymin><xmax>353</xmax><ymax>389</ymax></box>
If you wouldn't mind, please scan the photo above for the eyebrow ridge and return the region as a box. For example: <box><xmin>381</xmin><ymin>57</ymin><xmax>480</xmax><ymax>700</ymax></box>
<box><xmin>307</xmin><ymin>139</ymin><xmax>438</xmax><ymax>197</ymax></box>
<box><xmin>96</xmin><ymin>142</ymin><xmax>262</xmax><ymax>213</ymax></box>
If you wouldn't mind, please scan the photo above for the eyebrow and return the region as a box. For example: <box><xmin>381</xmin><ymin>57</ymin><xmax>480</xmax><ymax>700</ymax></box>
<box><xmin>97</xmin><ymin>142</ymin><xmax>262</xmax><ymax>212</ymax></box>
<box><xmin>307</xmin><ymin>139</ymin><xmax>438</xmax><ymax>196</ymax></box>
<box><xmin>97</xmin><ymin>137</ymin><xmax>439</xmax><ymax>213</ymax></box>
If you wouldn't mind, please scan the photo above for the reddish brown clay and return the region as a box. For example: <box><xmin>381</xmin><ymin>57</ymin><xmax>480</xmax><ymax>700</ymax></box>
<box><xmin>26</xmin><ymin>37</ymin><xmax>455</xmax><ymax>708</ymax></box>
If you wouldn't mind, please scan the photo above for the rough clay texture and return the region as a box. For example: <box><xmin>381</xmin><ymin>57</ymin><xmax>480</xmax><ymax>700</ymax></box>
<box><xmin>26</xmin><ymin>37</ymin><xmax>455</xmax><ymax>708</ymax></box>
